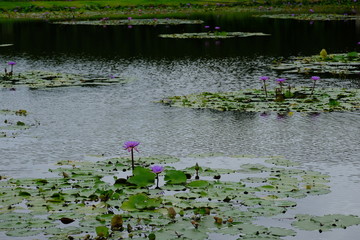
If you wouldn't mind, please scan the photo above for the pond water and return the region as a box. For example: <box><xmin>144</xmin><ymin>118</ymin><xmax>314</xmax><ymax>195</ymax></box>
<box><xmin>0</xmin><ymin>13</ymin><xmax>360</xmax><ymax>239</ymax></box>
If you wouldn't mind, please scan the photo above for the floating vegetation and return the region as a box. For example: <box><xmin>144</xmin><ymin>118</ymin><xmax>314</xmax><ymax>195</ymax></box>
<box><xmin>0</xmin><ymin>44</ymin><xmax>13</xmax><ymax>47</ymax></box>
<box><xmin>159</xmin><ymin>87</ymin><xmax>360</xmax><ymax>113</ymax></box>
<box><xmin>0</xmin><ymin>70</ymin><xmax>131</xmax><ymax>89</ymax></box>
<box><xmin>53</xmin><ymin>18</ymin><xmax>204</xmax><ymax>26</ymax></box>
<box><xmin>1</xmin><ymin>154</ymin><xmax>358</xmax><ymax>239</ymax></box>
<box><xmin>271</xmin><ymin>51</ymin><xmax>360</xmax><ymax>75</ymax></box>
<box><xmin>0</xmin><ymin>109</ymin><xmax>34</xmax><ymax>138</ymax></box>
<box><xmin>159</xmin><ymin>32</ymin><xmax>270</xmax><ymax>39</ymax></box>
<box><xmin>260</xmin><ymin>13</ymin><xmax>358</xmax><ymax>21</ymax></box>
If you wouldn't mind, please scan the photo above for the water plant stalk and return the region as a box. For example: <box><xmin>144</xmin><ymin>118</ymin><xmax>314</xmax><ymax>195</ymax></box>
<box><xmin>310</xmin><ymin>76</ymin><xmax>320</xmax><ymax>97</ymax></box>
<box><xmin>260</xmin><ymin>76</ymin><xmax>269</xmax><ymax>98</ymax></box>
<box><xmin>123</xmin><ymin>141</ymin><xmax>140</xmax><ymax>172</ymax></box>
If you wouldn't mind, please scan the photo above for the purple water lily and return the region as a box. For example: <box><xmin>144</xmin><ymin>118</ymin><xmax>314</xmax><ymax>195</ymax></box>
<box><xmin>311</xmin><ymin>76</ymin><xmax>320</xmax><ymax>81</ymax></box>
<box><xmin>123</xmin><ymin>141</ymin><xmax>140</xmax><ymax>171</ymax></box>
<box><xmin>151</xmin><ymin>165</ymin><xmax>164</xmax><ymax>174</ymax></box>
<box><xmin>204</xmin><ymin>25</ymin><xmax>210</xmax><ymax>29</ymax></box>
<box><xmin>310</xmin><ymin>76</ymin><xmax>320</xmax><ymax>97</ymax></box>
<box><xmin>123</xmin><ymin>141</ymin><xmax>140</xmax><ymax>152</ymax></box>
<box><xmin>7</xmin><ymin>61</ymin><xmax>16</xmax><ymax>75</ymax></box>
<box><xmin>276</xmin><ymin>78</ymin><xmax>285</xmax><ymax>92</ymax></box>
<box><xmin>214</xmin><ymin>26</ymin><xmax>221</xmax><ymax>30</ymax></box>
<box><xmin>151</xmin><ymin>165</ymin><xmax>164</xmax><ymax>188</ymax></box>
<box><xmin>260</xmin><ymin>76</ymin><xmax>269</xmax><ymax>98</ymax></box>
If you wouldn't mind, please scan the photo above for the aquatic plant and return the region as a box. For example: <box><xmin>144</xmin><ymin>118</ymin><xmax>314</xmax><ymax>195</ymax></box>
<box><xmin>151</xmin><ymin>165</ymin><xmax>164</xmax><ymax>189</ymax></box>
<box><xmin>1</xmin><ymin>154</ymin><xmax>359</xmax><ymax>239</ymax></box>
<box><xmin>4</xmin><ymin>61</ymin><xmax>16</xmax><ymax>78</ymax></box>
<box><xmin>159</xmin><ymin>32</ymin><xmax>270</xmax><ymax>39</ymax></box>
<box><xmin>0</xmin><ymin>70</ymin><xmax>131</xmax><ymax>89</ymax></box>
<box><xmin>310</xmin><ymin>76</ymin><xmax>320</xmax><ymax>97</ymax></box>
<box><xmin>159</xmin><ymin>87</ymin><xmax>360</xmax><ymax>113</ymax></box>
<box><xmin>276</xmin><ymin>78</ymin><xmax>285</xmax><ymax>93</ymax></box>
<box><xmin>123</xmin><ymin>141</ymin><xmax>140</xmax><ymax>171</ymax></box>
<box><xmin>271</xmin><ymin>51</ymin><xmax>360</xmax><ymax>76</ymax></box>
<box><xmin>320</xmin><ymin>49</ymin><xmax>327</xmax><ymax>59</ymax></box>
<box><xmin>260</xmin><ymin>76</ymin><xmax>269</xmax><ymax>98</ymax></box>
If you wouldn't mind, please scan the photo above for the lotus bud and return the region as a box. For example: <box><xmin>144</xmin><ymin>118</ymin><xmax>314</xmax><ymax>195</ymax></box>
<box><xmin>167</xmin><ymin>207</ymin><xmax>176</xmax><ymax>219</ymax></box>
<box><xmin>111</xmin><ymin>215</ymin><xmax>123</xmax><ymax>231</ymax></box>
<box><xmin>320</xmin><ymin>49</ymin><xmax>327</xmax><ymax>59</ymax></box>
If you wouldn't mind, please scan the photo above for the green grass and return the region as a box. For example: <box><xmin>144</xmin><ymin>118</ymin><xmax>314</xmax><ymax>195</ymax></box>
<box><xmin>0</xmin><ymin>0</ymin><xmax>357</xmax><ymax>20</ymax></box>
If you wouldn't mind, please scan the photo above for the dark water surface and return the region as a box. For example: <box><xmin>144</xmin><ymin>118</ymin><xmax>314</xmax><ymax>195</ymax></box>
<box><xmin>0</xmin><ymin>13</ymin><xmax>360</xmax><ymax>239</ymax></box>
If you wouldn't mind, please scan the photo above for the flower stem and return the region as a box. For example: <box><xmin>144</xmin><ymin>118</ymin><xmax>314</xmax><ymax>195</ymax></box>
<box><xmin>311</xmin><ymin>81</ymin><xmax>316</xmax><ymax>97</ymax></box>
<box><xmin>131</xmin><ymin>149</ymin><xmax>134</xmax><ymax>171</ymax></box>
<box><xmin>263</xmin><ymin>81</ymin><xmax>268</xmax><ymax>98</ymax></box>
<box><xmin>156</xmin><ymin>174</ymin><xmax>159</xmax><ymax>189</ymax></box>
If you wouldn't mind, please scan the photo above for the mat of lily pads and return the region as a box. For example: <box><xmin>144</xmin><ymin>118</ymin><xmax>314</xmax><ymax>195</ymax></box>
<box><xmin>259</xmin><ymin>13</ymin><xmax>358</xmax><ymax>21</ymax></box>
<box><xmin>0</xmin><ymin>71</ymin><xmax>131</xmax><ymax>89</ymax></box>
<box><xmin>0</xmin><ymin>109</ymin><xmax>33</xmax><ymax>138</ymax></box>
<box><xmin>0</xmin><ymin>154</ymin><xmax>359</xmax><ymax>240</ymax></box>
<box><xmin>159</xmin><ymin>32</ymin><xmax>270</xmax><ymax>39</ymax></box>
<box><xmin>271</xmin><ymin>52</ymin><xmax>360</xmax><ymax>75</ymax></box>
<box><xmin>159</xmin><ymin>88</ymin><xmax>360</xmax><ymax>113</ymax></box>
<box><xmin>52</xmin><ymin>19</ymin><xmax>203</xmax><ymax>26</ymax></box>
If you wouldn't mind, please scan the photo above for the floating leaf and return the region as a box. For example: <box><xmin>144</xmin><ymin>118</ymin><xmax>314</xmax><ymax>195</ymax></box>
<box><xmin>95</xmin><ymin>226</ymin><xmax>109</xmax><ymax>238</ymax></box>
<box><xmin>159</xmin><ymin>32</ymin><xmax>270</xmax><ymax>39</ymax></box>
<box><xmin>127</xmin><ymin>167</ymin><xmax>156</xmax><ymax>188</ymax></box>
<box><xmin>187</xmin><ymin>180</ymin><xmax>210</xmax><ymax>188</ymax></box>
<box><xmin>121</xmin><ymin>193</ymin><xmax>161</xmax><ymax>211</ymax></box>
<box><xmin>164</xmin><ymin>170</ymin><xmax>187</xmax><ymax>185</ymax></box>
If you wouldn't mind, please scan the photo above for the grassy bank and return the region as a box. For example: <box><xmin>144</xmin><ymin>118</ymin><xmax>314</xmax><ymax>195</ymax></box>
<box><xmin>0</xmin><ymin>0</ymin><xmax>358</xmax><ymax>20</ymax></box>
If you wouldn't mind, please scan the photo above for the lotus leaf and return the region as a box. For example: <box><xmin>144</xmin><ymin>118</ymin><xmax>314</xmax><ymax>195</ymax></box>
<box><xmin>159</xmin><ymin>32</ymin><xmax>270</xmax><ymax>39</ymax></box>
<box><xmin>159</xmin><ymin>88</ymin><xmax>360</xmax><ymax>113</ymax></box>
<box><xmin>292</xmin><ymin>214</ymin><xmax>360</xmax><ymax>231</ymax></box>
<box><xmin>165</xmin><ymin>170</ymin><xmax>187</xmax><ymax>185</ymax></box>
<box><xmin>187</xmin><ymin>180</ymin><xmax>210</xmax><ymax>188</ymax></box>
<box><xmin>53</xmin><ymin>19</ymin><xmax>204</xmax><ymax>26</ymax></box>
<box><xmin>127</xmin><ymin>166</ymin><xmax>156</xmax><ymax>188</ymax></box>
<box><xmin>0</xmin><ymin>70</ymin><xmax>131</xmax><ymax>89</ymax></box>
<box><xmin>121</xmin><ymin>193</ymin><xmax>161</xmax><ymax>211</ymax></box>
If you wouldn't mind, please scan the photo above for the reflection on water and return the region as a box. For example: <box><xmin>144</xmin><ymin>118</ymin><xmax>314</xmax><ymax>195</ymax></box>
<box><xmin>0</xmin><ymin>14</ymin><xmax>360</xmax><ymax>239</ymax></box>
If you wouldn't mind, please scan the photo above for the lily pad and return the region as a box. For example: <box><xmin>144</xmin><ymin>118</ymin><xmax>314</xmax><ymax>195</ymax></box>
<box><xmin>271</xmin><ymin>51</ymin><xmax>360</xmax><ymax>75</ymax></box>
<box><xmin>53</xmin><ymin>18</ymin><xmax>204</xmax><ymax>26</ymax></box>
<box><xmin>121</xmin><ymin>193</ymin><xmax>161</xmax><ymax>211</ymax></box>
<box><xmin>0</xmin><ymin>44</ymin><xmax>13</xmax><ymax>47</ymax></box>
<box><xmin>0</xmin><ymin>70</ymin><xmax>131</xmax><ymax>89</ymax></box>
<box><xmin>159</xmin><ymin>32</ymin><xmax>270</xmax><ymax>39</ymax></box>
<box><xmin>292</xmin><ymin>214</ymin><xmax>360</xmax><ymax>231</ymax></box>
<box><xmin>127</xmin><ymin>166</ymin><xmax>156</xmax><ymax>187</ymax></box>
<box><xmin>164</xmin><ymin>170</ymin><xmax>187</xmax><ymax>185</ymax></box>
<box><xmin>159</xmin><ymin>88</ymin><xmax>360</xmax><ymax>113</ymax></box>
<box><xmin>260</xmin><ymin>13</ymin><xmax>358</xmax><ymax>21</ymax></box>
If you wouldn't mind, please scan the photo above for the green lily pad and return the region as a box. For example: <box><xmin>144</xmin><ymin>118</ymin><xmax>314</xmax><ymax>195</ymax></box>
<box><xmin>187</xmin><ymin>180</ymin><xmax>210</xmax><ymax>188</ymax></box>
<box><xmin>0</xmin><ymin>70</ymin><xmax>132</xmax><ymax>89</ymax></box>
<box><xmin>5</xmin><ymin>229</ymin><xmax>43</xmax><ymax>237</ymax></box>
<box><xmin>159</xmin><ymin>88</ymin><xmax>360</xmax><ymax>113</ymax></box>
<box><xmin>159</xmin><ymin>32</ymin><xmax>270</xmax><ymax>39</ymax></box>
<box><xmin>271</xmin><ymin>51</ymin><xmax>360</xmax><ymax>75</ymax></box>
<box><xmin>53</xmin><ymin>18</ymin><xmax>204</xmax><ymax>26</ymax></box>
<box><xmin>121</xmin><ymin>193</ymin><xmax>161</xmax><ymax>211</ymax></box>
<box><xmin>260</xmin><ymin>13</ymin><xmax>358</xmax><ymax>21</ymax></box>
<box><xmin>127</xmin><ymin>166</ymin><xmax>156</xmax><ymax>187</ymax></box>
<box><xmin>292</xmin><ymin>214</ymin><xmax>360</xmax><ymax>231</ymax></box>
<box><xmin>164</xmin><ymin>170</ymin><xmax>187</xmax><ymax>185</ymax></box>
